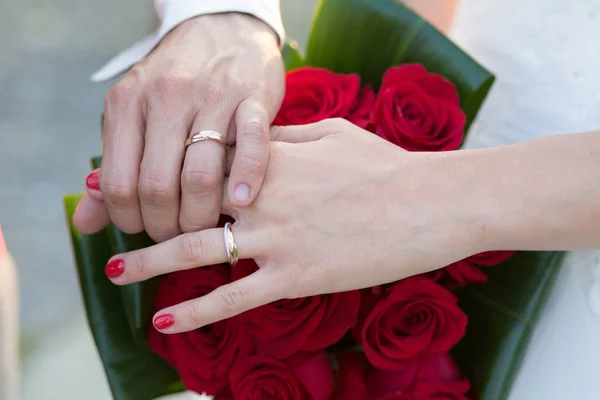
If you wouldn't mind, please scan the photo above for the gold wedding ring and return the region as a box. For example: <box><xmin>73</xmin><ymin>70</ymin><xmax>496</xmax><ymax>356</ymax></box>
<box><xmin>185</xmin><ymin>130</ymin><xmax>229</xmax><ymax>149</ymax></box>
<box><xmin>223</xmin><ymin>222</ymin><xmax>239</xmax><ymax>266</ymax></box>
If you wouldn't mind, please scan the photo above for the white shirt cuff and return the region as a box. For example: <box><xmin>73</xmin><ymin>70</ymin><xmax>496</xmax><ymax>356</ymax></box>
<box><xmin>91</xmin><ymin>0</ymin><xmax>284</xmax><ymax>82</ymax></box>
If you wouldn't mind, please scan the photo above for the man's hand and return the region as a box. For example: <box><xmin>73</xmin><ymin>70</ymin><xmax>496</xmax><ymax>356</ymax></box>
<box><xmin>74</xmin><ymin>13</ymin><xmax>285</xmax><ymax>242</ymax></box>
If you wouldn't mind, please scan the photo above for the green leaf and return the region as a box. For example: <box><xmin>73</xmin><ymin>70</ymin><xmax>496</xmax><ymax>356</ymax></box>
<box><xmin>282</xmin><ymin>39</ymin><xmax>304</xmax><ymax>71</ymax></box>
<box><xmin>452</xmin><ymin>251</ymin><xmax>566</xmax><ymax>400</ymax></box>
<box><xmin>108</xmin><ymin>227</ymin><xmax>161</xmax><ymax>343</ymax></box>
<box><xmin>91</xmin><ymin>156</ymin><xmax>161</xmax><ymax>343</ymax></box>
<box><xmin>304</xmin><ymin>0</ymin><xmax>494</xmax><ymax>131</ymax></box>
<box><xmin>64</xmin><ymin>194</ymin><xmax>182</xmax><ymax>400</ymax></box>
<box><xmin>91</xmin><ymin>156</ymin><xmax>102</xmax><ymax>170</ymax></box>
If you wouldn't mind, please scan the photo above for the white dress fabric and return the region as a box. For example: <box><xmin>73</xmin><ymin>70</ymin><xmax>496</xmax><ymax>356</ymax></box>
<box><xmin>451</xmin><ymin>0</ymin><xmax>600</xmax><ymax>399</ymax></box>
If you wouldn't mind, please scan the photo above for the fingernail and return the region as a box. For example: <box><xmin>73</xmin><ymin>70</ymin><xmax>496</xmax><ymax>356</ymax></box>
<box><xmin>105</xmin><ymin>259</ymin><xmax>125</xmax><ymax>278</ymax></box>
<box><xmin>154</xmin><ymin>314</ymin><xmax>174</xmax><ymax>330</ymax></box>
<box><xmin>86</xmin><ymin>171</ymin><xmax>100</xmax><ymax>191</ymax></box>
<box><xmin>234</xmin><ymin>183</ymin><xmax>250</xmax><ymax>202</ymax></box>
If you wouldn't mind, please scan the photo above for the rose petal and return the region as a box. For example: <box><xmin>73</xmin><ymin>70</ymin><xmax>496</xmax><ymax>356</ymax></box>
<box><xmin>332</xmin><ymin>352</ymin><xmax>370</xmax><ymax>400</ymax></box>
<box><xmin>361</xmin><ymin>277</ymin><xmax>467</xmax><ymax>369</ymax></box>
<box><xmin>303</xmin><ymin>290</ymin><xmax>361</xmax><ymax>351</ymax></box>
<box><xmin>290</xmin><ymin>352</ymin><xmax>335</xmax><ymax>400</ymax></box>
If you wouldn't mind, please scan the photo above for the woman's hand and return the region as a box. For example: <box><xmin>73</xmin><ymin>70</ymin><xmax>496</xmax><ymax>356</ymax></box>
<box><xmin>74</xmin><ymin>13</ymin><xmax>285</xmax><ymax>242</ymax></box>
<box><xmin>100</xmin><ymin>119</ymin><xmax>482</xmax><ymax>333</ymax></box>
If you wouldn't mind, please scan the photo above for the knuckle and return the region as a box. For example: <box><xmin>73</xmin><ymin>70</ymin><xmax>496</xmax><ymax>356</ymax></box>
<box><xmin>134</xmin><ymin>250</ymin><xmax>149</xmax><ymax>277</ymax></box>
<box><xmin>224</xmin><ymin>75</ymin><xmax>247</xmax><ymax>94</ymax></box>
<box><xmin>138</xmin><ymin>173</ymin><xmax>176</xmax><ymax>205</ymax></box>
<box><xmin>102</xmin><ymin>178</ymin><xmax>137</xmax><ymax>205</ymax></box>
<box><xmin>185</xmin><ymin>302</ymin><xmax>204</xmax><ymax>326</ymax></box>
<box><xmin>105</xmin><ymin>77</ymin><xmax>137</xmax><ymax>109</ymax></box>
<box><xmin>216</xmin><ymin>286</ymin><xmax>246</xmax><ymax>314</ymax></box>
<box><xmin>179</xmin><ymin>223</ymin><xmax>195</xmax><ymax>234</ymax></box>
<box><xmin>181</xmin><ymin>167</ymin><xmax>221</xmax><ymax>193</ymax></box>
<box><xmin>239</xmin><ymin>120</ymin><xmax>268</xmax><ymax>141</ymax></box>
<box><xmin>237</xmin><ymin>151</ymin><xmax>265</xmax><ymax>176</ymax></box>
<box><xmin>178</xmin><ymin>233</ymin><xmax>204</xmax><ymax>263</ymax></box>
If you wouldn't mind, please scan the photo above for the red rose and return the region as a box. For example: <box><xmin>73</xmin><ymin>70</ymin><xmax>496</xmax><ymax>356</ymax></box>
<box><xmin>432</xmin><ymin>260</ymin><xmax>488</xmax><ymax>286</ymax></box>
<box><xmin>235</xmin><ymin>259</ymin><xmax>361</xmax><ymax>359</ymax></box>
<box><xmin>331</xmin><ymin>352</ymin><xmax>370</xmax><ymax>400</ymax></box>
<box><xmin>434</xmin><ymin>250</ymin><xmax>515</xmax><ymax>286</ymax></box>
<box><xmin>352</xmin><ymin>287</ymin><xmax>384</xmax><ymax>342</ymax></box>
<box><xmin>367</xmin><ymin>353</ymin><xmax>469</xmax><ymax>399</ymax></box>
<box><xmin>409</xmin><ymin>380</ymin><xmax>471</xmax><ymax>400</ymax></box>
<box><xmin>148</xmin><ymin>266</ymin><xmax>254</xmax><ymax>396</ymax></box>
<box><xmin>229</xmin><ymin>352</ymin><xmax>334</xmax><ymax>400</ymax></box>
<box><xmin>274</xmin><ymin>67</ymin><xmax>375</xmax><ymax>128</ymax></box>
<box><xmin>379</xmin><ymin>380</ymin><xmax>470</xmax><ymax>400</ymax></box>
<box><xmin>334</xmin><ymin>352</ymin><xmax>470</xmax><ymax>400</ymax></box>
<box><xmin>358</xmin><ymin>276</ymin><xmax>467</xmax><ymax>369</ymax></box>
<box><xmin>371</xmin><ymin>64</ymin><xmax>465</xmax><ymax>151</ymax></box>
<box><xmin>349</xmin><ymin>86</ymin><xmax>376</xmax><ymax>129</ymax></box>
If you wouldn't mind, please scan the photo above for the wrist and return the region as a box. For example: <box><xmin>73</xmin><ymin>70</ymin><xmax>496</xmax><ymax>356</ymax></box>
<box><xmin>175</xmin><ymin>12</ymin><xmax>279</xmax><ymax>48</ymax></box>
<box><xmin>384</xmin><ymin>150</ymin><xmax>488</xmax><ymax>268</ymax></box>
<box><xmin>442</xmin><ymin>146</ymin><xmax>529</xmax><ymax>254</ymax></box>
<box><xmin>421</xmin><ymin>151</ymin><xmax>494</xmax><ymax>256</ymax></box>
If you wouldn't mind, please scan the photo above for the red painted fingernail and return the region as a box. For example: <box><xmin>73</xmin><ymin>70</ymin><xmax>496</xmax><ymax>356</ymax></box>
<box><xmin>86</xmin><ymin>171</ymin><xmax>100</xmax><ymax>190</ymax></box>
<box><xmin>105</xmin><ymin>259</ymin><xmax>124</xmax><ymax>278</ymax></box>
<box><xmin>154</xmin><ymin>314</ymin><xmax>174</xmax><ymax>330</ymax></box>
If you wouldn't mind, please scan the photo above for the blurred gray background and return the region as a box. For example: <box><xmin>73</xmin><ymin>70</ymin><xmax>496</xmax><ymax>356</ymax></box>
<box><xmin>0</xmin><ymin>0</ymin><xmax>315</xmax><ymax>398</ymax></box>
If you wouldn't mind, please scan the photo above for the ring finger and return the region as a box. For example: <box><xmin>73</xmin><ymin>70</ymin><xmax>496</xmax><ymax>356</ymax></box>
<box><xmin>179</xmin><ymin>110</ymin><xmax>234</xmax><ymax>233</ymax></box>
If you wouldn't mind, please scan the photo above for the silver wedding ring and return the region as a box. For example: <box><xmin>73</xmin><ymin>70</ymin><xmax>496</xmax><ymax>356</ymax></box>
<box><xmin>185</xmin><ymin>130</ymin><xmax>229</xmax><ymax>149</ymax></box>
<box><xmin>223</xmin><ymin>222</ymin><xmax>239</xmax><ymax>266</ymax></box>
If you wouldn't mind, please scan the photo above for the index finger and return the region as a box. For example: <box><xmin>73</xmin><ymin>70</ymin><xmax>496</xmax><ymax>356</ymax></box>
<box><xmin>104</xmin><ymin>223</ymin><xmax>258</xmax><ymax>285</ymax></box>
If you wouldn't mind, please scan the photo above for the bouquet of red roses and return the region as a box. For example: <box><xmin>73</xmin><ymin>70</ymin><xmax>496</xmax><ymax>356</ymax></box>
<box><xmin>145</xmin><ymin>64</ymin><xmax>516</xmax><ymax>399</ymax></box>
<box><xmin>64</xmin><ymin>0</ymin><xmax>564</xmax><ymax>399</ymax></box>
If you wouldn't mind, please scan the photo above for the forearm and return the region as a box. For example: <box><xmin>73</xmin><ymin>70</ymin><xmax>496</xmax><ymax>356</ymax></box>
<box><xmin>450</xmin><ymin>131</ymin><xmax>600</xmax><ymax>251</ymax></box>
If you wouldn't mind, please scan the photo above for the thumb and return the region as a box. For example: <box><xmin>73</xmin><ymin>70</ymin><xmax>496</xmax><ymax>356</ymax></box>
<box><xmin>228</xmin><ymin>97</ymin><xmax>270</xmax><ymax>207</ymax></box>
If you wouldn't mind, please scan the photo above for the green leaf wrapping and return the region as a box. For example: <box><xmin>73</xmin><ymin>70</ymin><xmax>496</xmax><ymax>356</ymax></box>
<box><xmin>64</xmin><ymin>195</ymin><xmax>182</xmax><ymax>400</ymax></box>
<box><xmin>452</xmin><ymin>251</ymin><xmax>565</xmax><ymax>400</ymax></box>
<box><xmin>282</xmin><ymin>40</ymin><xmax>305</xmax><ymax>71</ymax></box>
<box><xmin>305</xmin><ymin>0</ymin><xmax>494</xmax><ymax>131</ymax></box>
<box><xmin>91</xmin><ymin>157</ymin><xmax>160</xmax><ymax>343</ymax></box>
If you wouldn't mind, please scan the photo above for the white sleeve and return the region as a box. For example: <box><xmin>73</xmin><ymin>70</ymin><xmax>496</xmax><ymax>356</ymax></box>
<box><xmin>91</xmin><ymin>0</ymin><xmax>284</xmax><ymax>82</ymax></box>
